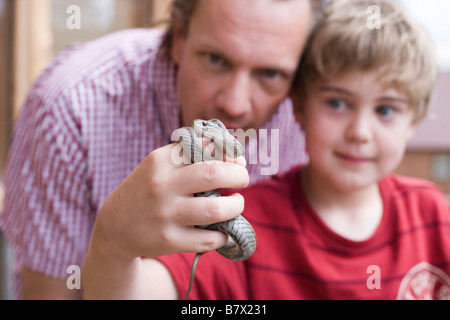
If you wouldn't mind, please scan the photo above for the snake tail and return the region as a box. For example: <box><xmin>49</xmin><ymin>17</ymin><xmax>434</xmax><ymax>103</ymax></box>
<box><xmin>186</xmin><ymin>252</ymin><xmax>205</xmax><ymax>300</ymax></box>
<box><xmin>201</xmin><ymin>215</ymin><xmax>256</xmax><ymax>261</ymax></box>
<box><xmin>177</xmin><ymin>119</ymin><xmax>257</xmax><ymax>300</ymax></box>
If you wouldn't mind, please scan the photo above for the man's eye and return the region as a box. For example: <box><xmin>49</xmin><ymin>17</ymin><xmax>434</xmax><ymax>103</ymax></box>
<box><xmin>327</xmin><ymin>99</ymin><xmax>346</xmax><ymax>110</ymax></box>
<box><xmin>262</xmin><ymin>69</ymin><xmax>279</xmax><ymax>79</ymax></box>
<box><xmin>208</xmin><ymin>54</ymin><xmax>225</xmax><ymax>66</ymax></box>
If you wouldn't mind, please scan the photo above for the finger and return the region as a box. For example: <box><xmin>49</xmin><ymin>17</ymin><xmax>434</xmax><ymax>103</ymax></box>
<box><xmin>163</xmin><ymin>140</ymin><xmax>246</xmax><ymax>167</ymax></box>
<box><xmin>174</xmin><ymin>161</ymin><xmax>249</xmax><ymax>196</ymax></box>
<box><xmin>170</xmin><ymin>227</ymin><xmax>229</xmax><ymax>254</ymax></box>
<box><xmin>175</xmin><ymin>193</ymin><xmax>245</xmax><ymax>226</ymax></box>
<box><xmin>222</xmin><ymin>154</ymin><xmax>246</xmax><ymax>166</ymax></box>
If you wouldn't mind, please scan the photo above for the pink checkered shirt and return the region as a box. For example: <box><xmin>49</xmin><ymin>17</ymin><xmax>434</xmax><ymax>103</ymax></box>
<box><xmin>0</xmin><ymin>28</ymin><xmax>307</xmax><ymax>298</ymax></box>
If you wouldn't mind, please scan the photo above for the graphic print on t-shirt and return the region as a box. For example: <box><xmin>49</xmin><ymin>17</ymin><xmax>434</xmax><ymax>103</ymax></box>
<box><xmin>397</xmin><ymin>262</ymin><xmax>450</xmax><ymax>300</ymax></box>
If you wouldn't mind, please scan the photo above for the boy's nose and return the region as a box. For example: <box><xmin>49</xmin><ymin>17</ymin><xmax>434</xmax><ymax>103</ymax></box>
<box><xmin>215</xmin><ymin>73</ymin><xmax>252</xmax><ymax>119</ymax></box>
<box><xmin>345</xmin><ymin>113</ymin><xmax>372</xmax><ymax>144</ymax></box>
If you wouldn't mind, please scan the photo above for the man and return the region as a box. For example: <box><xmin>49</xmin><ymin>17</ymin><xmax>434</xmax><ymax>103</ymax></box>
<box><xmin>1</xmin><ymin>0</ymin><xmax>324</xmax><ymax>299</ymax></box>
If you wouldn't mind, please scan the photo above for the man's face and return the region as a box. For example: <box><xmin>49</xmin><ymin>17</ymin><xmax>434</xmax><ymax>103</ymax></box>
<box><xmin>171</xmin><ymin>0</ymin><xmax>312</xmax><ymax>131</ymax></box>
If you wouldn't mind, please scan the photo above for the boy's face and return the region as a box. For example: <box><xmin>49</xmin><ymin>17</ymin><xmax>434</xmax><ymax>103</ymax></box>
<box><xmin>171</xmin><ymin>0</ymin><xmax>311</xmax><ymax>131</ymax></box>
<box><xmin>296</xmin><ymin>71</ymin><xmax>418</xmax><ymax>192</ymax></box>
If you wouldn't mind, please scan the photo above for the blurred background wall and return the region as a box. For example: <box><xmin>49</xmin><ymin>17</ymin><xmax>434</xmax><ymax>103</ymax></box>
<box><xmin>0</xmin><ymin>0</ymin><xmax>449</xmax><ymax>299</ymax></box>
<box><xmin>396</xmin><ymin>0</ymin><xmax>450</xmax><ymax>200</ymax></box>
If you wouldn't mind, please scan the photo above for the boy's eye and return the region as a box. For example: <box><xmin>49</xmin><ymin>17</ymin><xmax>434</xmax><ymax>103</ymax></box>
<box><xmin>376</xmin><ymin>105</ymin><xmax>396</xmax><ymax>118</ymax></box>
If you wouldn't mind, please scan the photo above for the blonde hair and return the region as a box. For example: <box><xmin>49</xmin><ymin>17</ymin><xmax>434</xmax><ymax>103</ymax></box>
<box><xmin>294</xmin><ymin>0</ymin><xmax>439</xmax><ymax>122</ymax></box>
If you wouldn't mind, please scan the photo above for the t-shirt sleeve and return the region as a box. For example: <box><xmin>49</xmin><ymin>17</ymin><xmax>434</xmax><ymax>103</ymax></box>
<box><xmin>0</xmin><ymin>83</ymin><xmax>93</xmax><ymax>280</ymax></box>
<box><xmin>157</xmin><ymin>252</ymin><xmax>250</xmax><ymax>300</ymax></box>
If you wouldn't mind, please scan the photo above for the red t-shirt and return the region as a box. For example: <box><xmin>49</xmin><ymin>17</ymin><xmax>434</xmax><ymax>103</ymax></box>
<box><xmin>157</xmin><ymin>167</ymin><xmax>450</xmax><ymax>300</ymax></box>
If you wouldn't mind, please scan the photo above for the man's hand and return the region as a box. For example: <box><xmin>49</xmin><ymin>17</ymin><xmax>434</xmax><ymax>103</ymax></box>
<box><xmin>82</xmin><ymin>143</ymin><xmax>249</xmax><ymax>299</ymax></box>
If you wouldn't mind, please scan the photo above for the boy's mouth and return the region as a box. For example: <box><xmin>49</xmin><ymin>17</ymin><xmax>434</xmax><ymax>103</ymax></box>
<box><xmin>334</xmin><ymin>152</ymin><xmax>374</xmax><ymax>164</ymax></box>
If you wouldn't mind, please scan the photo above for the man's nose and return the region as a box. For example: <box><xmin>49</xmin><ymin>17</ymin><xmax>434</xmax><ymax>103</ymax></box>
<box><xmin>215</xmin><ymin>72</ymin><xmax>252</xmax><ymax>118</ymax></box>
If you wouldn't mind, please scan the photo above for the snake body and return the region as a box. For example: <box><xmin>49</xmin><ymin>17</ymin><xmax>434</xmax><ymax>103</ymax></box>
<box><xmin>176</xmin><ymin>119</ymin><xmax>257</xmax><ymax>299</ymax></box>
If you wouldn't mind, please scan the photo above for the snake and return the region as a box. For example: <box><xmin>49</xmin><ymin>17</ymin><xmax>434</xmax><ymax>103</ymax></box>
<box><xmin>176</xmin><ymin>119</ymin><xmax>257</xmax><ymax>300</ymax></box>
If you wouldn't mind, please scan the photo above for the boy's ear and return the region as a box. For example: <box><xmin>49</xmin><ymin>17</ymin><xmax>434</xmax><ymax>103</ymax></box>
<box><xmin>407</xmin><ymin>107</ymin><xmax>429</xmax><ymax>140</ymax></box>
<box><xmin>406</xmin><ymin>119</ymin><xmax>421</xmax><ymax>141</ymax></box>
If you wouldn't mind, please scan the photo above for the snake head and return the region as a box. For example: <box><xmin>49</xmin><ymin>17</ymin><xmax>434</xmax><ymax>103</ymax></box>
<box><xmin>192</xmin><ymin>119</ymin><xmax>225</xmax><ymax>137</ymax></box>
<box><xmin>192</xmin><ymin>119</ymin><xmax>243</xmax><ymax>158</ymax></box>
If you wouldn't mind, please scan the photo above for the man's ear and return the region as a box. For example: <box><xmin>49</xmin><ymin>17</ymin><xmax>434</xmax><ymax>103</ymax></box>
<box><xmin>171</xmin><ymin>20</ymin><xmax>185</xmax><ymax>65</ymax></box>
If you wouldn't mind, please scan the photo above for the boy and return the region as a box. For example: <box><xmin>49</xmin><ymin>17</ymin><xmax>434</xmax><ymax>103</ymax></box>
<box><xmin>82</xmin><ymin>0</ymin><xmax>450</xmax><ymax>299</ymax></box>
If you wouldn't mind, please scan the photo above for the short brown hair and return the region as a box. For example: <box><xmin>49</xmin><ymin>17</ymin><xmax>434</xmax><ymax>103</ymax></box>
<box><xmin>294</xmin><ymin>0</ymin><xmax>439</xmax><ymax>122</ymax></box>
<box><xmin>159</xmin><ymin>0</ymin><xmax>328</xmax><ymax>60</ymax></box>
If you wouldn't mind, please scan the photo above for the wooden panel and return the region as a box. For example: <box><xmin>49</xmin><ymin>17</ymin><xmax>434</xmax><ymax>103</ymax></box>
<box><xmin>133</xmin><ymin>0</ymin><xmax>154</xmax><ymax>27</ymax></box>
<box><xmin>0</xmin><ymin>0</ymin><xmax>14</xmax><ymax>177</ymax></box>
<box><xmin>151</xmin><ymin>0</ymin><xmax>172</xmax><ymax>27</ymax></box>
<box><xmin>396</xmin><ymin>153</ymin><xmax>431</xmax><ymax>180</ymax></box>
<box><xmin>52</xmin><ymin>0</ymin><xmax>154</xmax><ymax>56</ymax></box>
<box><xmin>13</xmin><ymin>0</ymin><xmax>53</xmax><ymax>120</ymax></box>
<box><xmin>0</xmin><ymin>181</ymin><xmax>3</xmax><ymax>210</ymax></box>
<box><xmin>0</xmin><ymin>1</ymin><xmax>14</xmax><ymax>300</ymax></box>
<box><xmin>396</xmin><ymin>152</ymin><xmax>450</xmax><ymax>194</ymax></box>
